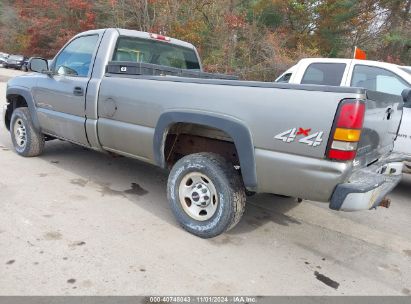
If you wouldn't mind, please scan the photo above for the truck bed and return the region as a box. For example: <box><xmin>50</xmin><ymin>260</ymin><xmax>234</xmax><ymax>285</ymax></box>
<box><xmin>105</xmin><ymin>61</ymin><xmax>368</xmax><ymax>94</ymax></box>
<box><xmin>105</xmin><ymin>62</ymin><xmax>405</xmax><ymax>172</ymax></box>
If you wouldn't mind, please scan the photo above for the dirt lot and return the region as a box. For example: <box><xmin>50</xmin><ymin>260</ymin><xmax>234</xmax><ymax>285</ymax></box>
<box><xmin>0</xmin><ymin>68</ymin><xmax>410</xmax><ymax>296</ymax></box>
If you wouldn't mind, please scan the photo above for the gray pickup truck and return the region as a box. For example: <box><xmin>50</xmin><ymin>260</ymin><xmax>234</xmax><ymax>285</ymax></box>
<box><xmin>3</xmin><ymin>28</ymin><xmax>407</xmax><ymax>238</ymax></box>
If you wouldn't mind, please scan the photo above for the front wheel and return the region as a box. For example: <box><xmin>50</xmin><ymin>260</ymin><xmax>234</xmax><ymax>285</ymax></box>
<box><xmin>167</xmin><ymin>153</ymin><xmax>246</xmax><ymax>238</ymax></box>
<box><xmin>10</xmin><ymin>107</ymin><xmax>45</xmax><ymax>157</ymax></box>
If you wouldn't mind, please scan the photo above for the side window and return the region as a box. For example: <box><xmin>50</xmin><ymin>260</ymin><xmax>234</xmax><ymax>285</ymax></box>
<box><xmin>277</xmin><ymin>73</ymin><xmax>292</xmax><ymax>83</ymax></box>
<box><xmin>351</xmin><ymin>65</ymin><xmax>410</xmax><ymax>95</ymax></box>
<box><xmin>301</xmin><ymin>63</ymin><xmax>346</xmax><ymax>86</ymax></box>
<box><xmin>54</xmin><ymin>35</ymin><xmax>99</xmax><ymax>77</ymax></box>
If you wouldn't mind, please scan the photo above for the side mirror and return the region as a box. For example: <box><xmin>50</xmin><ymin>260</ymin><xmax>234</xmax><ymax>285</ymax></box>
<box><xmin>29</xmin><ymin>58</ymin><xmax>49</xmax><ymax>73</ymax></box>
<box><xmin>402</xmin><ymin>89</ymin><xmax>411</xmax><ymax>108</ymax></box>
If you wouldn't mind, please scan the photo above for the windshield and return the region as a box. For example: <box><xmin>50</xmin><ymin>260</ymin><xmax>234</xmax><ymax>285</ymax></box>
<box><xmin>400</xmin><ymin>67</ymin><xmax>411</xmax><ymax>76</ymax></box>
<box><xmin>113</xmin><ymin>36</ymin><xmax>200</xmax><ymax>70</ymax></box>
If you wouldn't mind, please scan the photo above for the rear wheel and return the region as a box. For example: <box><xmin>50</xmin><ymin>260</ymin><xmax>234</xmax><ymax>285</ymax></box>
<box><xmin>10</xmin><ymin>107</ymin><xmax>45</xmax><ymax>157</ymax></box>
<box><xmin>167</xmin><ymin>152</ymin><xmax>246</xmax><ymax>238</ymax></box>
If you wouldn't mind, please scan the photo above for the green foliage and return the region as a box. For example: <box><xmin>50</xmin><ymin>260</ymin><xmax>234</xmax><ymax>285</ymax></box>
<box><xmin>244</xmin><ymin>0</ymin><xmax>283</xmax><ymax>29</ymax></box>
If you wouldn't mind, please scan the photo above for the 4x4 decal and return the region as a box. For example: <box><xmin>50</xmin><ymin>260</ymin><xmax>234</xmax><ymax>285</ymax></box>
<box><xmin>274</xmin><ymin>128</ymin><xmax>323</xmax><ymax>147</ymax></box>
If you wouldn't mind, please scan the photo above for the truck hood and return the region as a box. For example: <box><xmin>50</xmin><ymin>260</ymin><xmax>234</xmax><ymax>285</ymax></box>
<box><xmin>7</xmin><ymin>73</ymin><xmax>39</xmax><ymax>90</ymax></box>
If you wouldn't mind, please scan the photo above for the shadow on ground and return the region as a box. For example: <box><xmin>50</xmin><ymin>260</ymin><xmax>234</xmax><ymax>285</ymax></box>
<box><xmin>392</xmin><ymin>174</ymin><xmax>411</xmax><ymax>197</ymax></box>
<box><xmin>33</xmin><ymin>140</ymin><xmax>302</xmax><ymax>235</ymax></box>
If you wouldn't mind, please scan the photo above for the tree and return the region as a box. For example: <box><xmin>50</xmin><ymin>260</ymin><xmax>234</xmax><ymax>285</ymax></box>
<box><xmin>0</xmin><ymin>0</ymin><xmax>409</xmax><ymax>79</ymax></box>
<box><xmin>13</xmin><ymin>0</ymin><xmax>96</xmax><ymax>57</ymax></box>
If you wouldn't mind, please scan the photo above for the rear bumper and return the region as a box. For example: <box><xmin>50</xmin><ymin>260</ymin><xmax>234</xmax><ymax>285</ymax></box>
<box><xmin>330</xmin><ymin>155</ymin><xmax>404</xmax><ymax>211</ymax></box>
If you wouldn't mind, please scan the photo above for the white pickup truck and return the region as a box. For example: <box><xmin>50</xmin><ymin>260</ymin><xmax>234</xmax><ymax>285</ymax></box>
<box><xmin>276</xmin><ymin>58</ymin><xmax>411</xmax><ymax>171</ymax></box>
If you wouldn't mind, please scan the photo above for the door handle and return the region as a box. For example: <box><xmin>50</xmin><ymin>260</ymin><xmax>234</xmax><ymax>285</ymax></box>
<box><xmin>73</xmin><ymin>86</ymin><xmax>84</xmax><ymax>96</ymax></box>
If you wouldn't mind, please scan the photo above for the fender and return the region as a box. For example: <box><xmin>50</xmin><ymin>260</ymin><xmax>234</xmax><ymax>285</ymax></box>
<box><xmin>153</xmin><ymin>111</ymin><xmax>257</xmax><ymax>190</ymax></box>
<box><xmin>6</xmin><ymin>87</ymin><xmax>41</xmax><ymax>131</ymax></box>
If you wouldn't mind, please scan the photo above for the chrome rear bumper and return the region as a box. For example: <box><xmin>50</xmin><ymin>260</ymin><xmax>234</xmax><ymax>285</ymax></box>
<box><xmin>330</xmin><ymin>155</ymin><xmax>403</xmax><ymax>211</ymax></box>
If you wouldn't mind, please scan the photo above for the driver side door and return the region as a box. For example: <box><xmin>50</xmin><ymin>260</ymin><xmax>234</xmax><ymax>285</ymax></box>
<box><xmin>33</xmin><ymin>34</ymin><xmax>100</xmax><ymax>146</ymax></box>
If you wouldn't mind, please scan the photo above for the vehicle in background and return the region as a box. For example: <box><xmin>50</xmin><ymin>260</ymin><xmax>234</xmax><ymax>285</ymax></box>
<box><xmin>3</xmin><ymin>29</ymin><xmax>407</xmax><ymax>237</ymax></box>
<box><xmin>5</xmin><ymin>55</ymin><xmax>27</xmax><ymax>70</ymax></box>
<box><xmin>0</xmin><ymin>53</ymin><xmax>9</xmax><ymax>67</ymax></box>
<box><xmin>276</xmin><ymin>58</ymin><xmax>411</xmax><ymax>172</ymax></box>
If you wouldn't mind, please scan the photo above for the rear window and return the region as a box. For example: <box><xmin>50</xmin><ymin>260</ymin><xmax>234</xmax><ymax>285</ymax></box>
<box><xmin>277</xmin><ymin>72</ymin><xmax>292</xmax><ymax>83</ymax></box>
<box><xmin>112</xmin><ymin>36</ymin><xmax>201</xmax><ymax>70</ymax></box>
<box><xmin>301</xmin><ymin>63</ymin><xmax>346</xmax><ymax>86</ymax></box>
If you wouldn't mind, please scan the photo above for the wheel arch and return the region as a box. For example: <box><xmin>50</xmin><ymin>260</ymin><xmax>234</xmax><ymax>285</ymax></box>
<box><xmin>153</xmin><ymin>111</ymin><xmax>257</xmax><ymax>190</ymax></box>
<box><xmin>6</xmin><ymin>87</ymin><xmax>40</xmax><ymax>131</ymax></box>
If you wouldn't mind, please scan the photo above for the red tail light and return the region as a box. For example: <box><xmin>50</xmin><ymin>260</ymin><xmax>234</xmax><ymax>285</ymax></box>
<box><xmin>327</xmin><ymin>99</ymin><xmax>366</xmax><ymax>161</ymax></box>
<box><xmin>328</xmin><ymin>150</ymin><xmax>357</xmax><ymax>161</ymax></box>
<box><xmin>336</xmin><ymin>102</ymin><xmax>366</xmax><ymax>129</ymax></box>
<box><xmin>149</xmin><ymin>33</ymin><xmax>171</xmax><ymax>42</ymax></box>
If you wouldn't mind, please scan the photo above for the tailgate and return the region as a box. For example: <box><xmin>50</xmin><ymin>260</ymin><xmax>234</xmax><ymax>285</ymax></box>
<box><xmin>356</xmin><ymin>90</ymin><xmax>403</xmax><ymax>165</ymax></box>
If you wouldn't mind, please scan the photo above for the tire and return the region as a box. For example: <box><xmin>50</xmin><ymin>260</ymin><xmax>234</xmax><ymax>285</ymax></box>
<box><xmin>167</xmin><ymin>152</ymin><xmax>246</xmax><ymax>238</ymax></box>
<box><xmin>245</xmin><ymin>189</ymin><xmax>256</xmax><ymax>197</ymax></box>
<box><xmin>10</xmin><ymin>107</ymin><xmax>45</xmax><ymax>157</ymax></box>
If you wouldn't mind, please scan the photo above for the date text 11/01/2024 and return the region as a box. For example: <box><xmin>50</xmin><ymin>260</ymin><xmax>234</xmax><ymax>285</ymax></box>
<box><xmin>148</xmin><ymin>296</ymin><xmax>257</xmax><ymax>303</ymax></box>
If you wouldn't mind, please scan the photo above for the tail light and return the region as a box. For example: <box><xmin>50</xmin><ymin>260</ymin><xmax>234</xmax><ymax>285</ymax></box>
<box><xmin>149</xmin><ymin>33</ymin><xmax>171</xmax><ymax>42</ymax></box>
<box><xmin>327</xmin><ymin>99</ymin><xmax>366</xmax><ymax>161</ymax></box>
